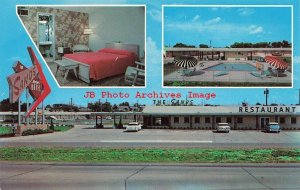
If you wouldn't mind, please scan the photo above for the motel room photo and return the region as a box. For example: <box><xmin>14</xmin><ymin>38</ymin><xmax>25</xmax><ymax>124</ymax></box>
<box><xmin>17</xmin><ymin>6</ymin><xmax>145</xmax><ymax>87</ymax></box>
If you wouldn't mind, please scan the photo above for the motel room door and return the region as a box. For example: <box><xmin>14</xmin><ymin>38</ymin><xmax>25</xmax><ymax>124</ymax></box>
<box><xmin>260</xmin><ymin>117</ymin><xmax>270</xmax><ymax>130</ymax></box>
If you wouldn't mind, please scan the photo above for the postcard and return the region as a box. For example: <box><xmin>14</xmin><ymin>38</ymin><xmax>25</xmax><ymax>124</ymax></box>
<box><xmin>0</xmin><ymin>0</ymin><xmax>299</xmax><ymax>189</ymax></box>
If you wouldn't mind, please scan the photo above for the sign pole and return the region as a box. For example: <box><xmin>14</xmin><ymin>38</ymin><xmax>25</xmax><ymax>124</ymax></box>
<box><xmin>35</xmin><ymin>107</ymin><xmax>37</xmax><ymax>125</ymax></box>
<box><xmin>18</xmin><ymin>98</ymin><xmax>21</xmax><ymax>126</ymax></box>
<box><xmin>26</xmin><ymin>88</ymin><xmax>29</xmax><ymax>125</ymax></box>
<box><xmin>42</xmin><ymin>101</ymin><xmax>45</xmax><ymax>125</ymax></box>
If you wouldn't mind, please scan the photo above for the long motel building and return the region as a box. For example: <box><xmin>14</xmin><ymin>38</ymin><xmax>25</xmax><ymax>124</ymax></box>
<box><xmin>141</xmin><ymin>106</ymin><xmax>300</xmax><ymax>130</ymax></box>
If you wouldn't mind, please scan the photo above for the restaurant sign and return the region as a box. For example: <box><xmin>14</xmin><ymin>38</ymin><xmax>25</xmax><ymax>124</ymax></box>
<box><xmin>239</xmin><ymin>106</ymin><xmax>297</xmax><ymax>113</ymax></box>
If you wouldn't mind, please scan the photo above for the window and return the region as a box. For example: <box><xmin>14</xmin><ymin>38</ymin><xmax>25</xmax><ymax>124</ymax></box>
<box><xmin>275</xmin><ymin>116</ymin><xmax>279</xmax><ymax>123</ymax></box>
<box><xmin>226</xmin><ymin>117</ymin><xmax>232</xmax><ymax>123</ymax></box>
<box><xmin>205</xmin><ymin>117</ymin><xmax>211</xmax><ymax>123</ymax></box>
<box><xmin>174</xmin><ymin>117</ymin><xmax>179</xmax><ymax>124</ymax></box>
<box><xmin>291</xmin><ymin>117</ymin><xmax>297</xmax><ymax>124</ymax></box>
<box><xmin>216</xmin><ymin>117</ymin><xmax>221</xmax><ymax>123</ymax></box>
<box><xmin>280</xmin><ymin>117</ymin><xmax>285</xmax><ymax>124</ymax></box>
<box><xmin>195</xmin><ymin>117</ymin><xmax>200</xmax><ymax>123</ymax></box>
<box><xmin>237</xmin><ymin>117</ymin><xmax>243</xmax><ymax>123</ymax></box>
<box><xmin>184</xmin><ymin>117</ymin><xmax>190</xmax><ymax>123</ymax></box>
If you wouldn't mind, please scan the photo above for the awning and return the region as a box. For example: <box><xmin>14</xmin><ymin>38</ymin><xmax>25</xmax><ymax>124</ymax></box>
<box><xmin>264</xmin><ymin>56</ymin><xmax>288</xmax><ymax>70</ymax></box>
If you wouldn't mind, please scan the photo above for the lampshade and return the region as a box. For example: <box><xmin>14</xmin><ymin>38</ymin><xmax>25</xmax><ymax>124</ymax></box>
<box><xmin>83</xmin><ymin>28</ymin><xmax>93</xmax><ymax>35</ymax></box>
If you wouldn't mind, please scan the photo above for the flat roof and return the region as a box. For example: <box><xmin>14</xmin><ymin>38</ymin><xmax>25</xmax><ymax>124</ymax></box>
<box><xmin>166</xmin><ymin>47</ymin><xmax>292</xmax><ymax>52</ymax></box>
<box><xmin>1</xmin><ymin>105</ymin><xmax>299</xmax><ymax>116</ymax></box>
<box><xmin>142</xmin><ymin>106</ymin><xmax>300</xmax><ymax>116</ymax></box>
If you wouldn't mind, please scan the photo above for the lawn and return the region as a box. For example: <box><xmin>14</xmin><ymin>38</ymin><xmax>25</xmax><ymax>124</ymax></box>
<box><xmin>0</xmin><ymin>147</ymin><xmax>299</xmax><ymax>163</ymax></box>
<box><xmin>53</xmin><ymin>125</ymin><xmax>74</xmax><ymax>132</ymax></box>
<box><xmin>0</xmin><ymin>126</ymin><xmax>13</xmax><ymax>136</ymax></box>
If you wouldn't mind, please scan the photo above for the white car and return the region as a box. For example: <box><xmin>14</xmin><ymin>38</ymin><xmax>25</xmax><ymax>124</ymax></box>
<box><xmin>126</xmin><ymin>122</ymin><xmax>142</xmax><ymax>132</ymax></box>
<box><xmin>216</xmin><ymin>123</ymin><xmax>230</xmax><ymax>133</ymax></box>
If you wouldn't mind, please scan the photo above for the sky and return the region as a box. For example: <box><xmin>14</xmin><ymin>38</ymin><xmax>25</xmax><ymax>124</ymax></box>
<box><xmin>164</xmin><ymin>6</ymin><xmax>292</xmax><ymax>47</ymax></box>
<box><xmin>0</xmin><ymin>0</ymin><xmax>300</xmax><ymax>107</ymax></box>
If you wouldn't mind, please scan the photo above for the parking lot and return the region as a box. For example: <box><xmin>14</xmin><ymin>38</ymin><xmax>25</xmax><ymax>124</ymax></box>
<box><xmin>1</xmin><ymin>125</ymin><xmax>300</xmax><ymax>148</ymax></box>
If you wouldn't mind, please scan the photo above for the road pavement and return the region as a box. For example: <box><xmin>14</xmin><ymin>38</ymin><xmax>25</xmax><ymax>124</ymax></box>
<box><xmin>1</xmin><ymin>125</ymin><xmax>300</xmax><ymax>148</ymax></box>
<box><xmin>0</xmin><ymin>163</ymin><xmax>300</xmax><ymax>190</ymax></box>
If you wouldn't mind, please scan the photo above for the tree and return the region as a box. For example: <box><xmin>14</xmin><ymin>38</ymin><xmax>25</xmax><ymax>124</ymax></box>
<box><xmin>199</xmin><ymin>44</ymin><xmax>209</xmax><ymax>48</ymax></box>
<box><xmin>173</xmin><ymin>43</ymin><xmax>195</xmax><ymax>48</ymax></box>
<box><xmin>119</xmin><ymin>102</ymin><xmax>129</xmax><ymax>106</ymax></box>
<box><xmin>0</xmin><ymin>98</ymin><xmax>27</xmax><ymax>111</ymax></box>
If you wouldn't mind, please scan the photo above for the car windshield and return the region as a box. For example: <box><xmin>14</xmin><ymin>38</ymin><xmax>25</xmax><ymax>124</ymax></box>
<box><xmin>128</xmin><ymin>123</ymin><xmax>138</xmax><ymax>126</ymax></box>
<box><xmin>218</xmin><ymin>123</ymin><xmax>228</xmax><ymax>126</ymax></box>
<box><xmin>269</xmin><ymin>124</ymin><xmax>280</xmax><ymax>128</ymax></box>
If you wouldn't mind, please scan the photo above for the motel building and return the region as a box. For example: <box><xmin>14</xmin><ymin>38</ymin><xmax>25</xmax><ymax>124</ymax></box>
<box><xmin>1</xmin><ymin>105</ymin><xmax>300</xmax><ymax>131</ymax></box>
<box><xmin>142</xmin><ymin>105</ymin><xmax>300</xmax><ymax>130</ymax></box>
<box><xmin>164</xmin><ymin>48</ymin><xmax>292</xmax><ymax>61</ymax></box>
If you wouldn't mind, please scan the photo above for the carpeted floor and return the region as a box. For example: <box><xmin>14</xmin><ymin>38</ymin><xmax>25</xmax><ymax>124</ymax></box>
<box><xmin>47</xmin><ymin>61</ymin><xmax>132</xmax><ymax>87</ymax></box>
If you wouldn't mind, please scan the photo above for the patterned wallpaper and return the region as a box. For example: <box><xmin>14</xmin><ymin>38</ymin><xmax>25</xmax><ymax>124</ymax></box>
<box><xmin>19</xmin><ymin>7</ymin><xmax>89</xmax><ymax>57</ymax></box>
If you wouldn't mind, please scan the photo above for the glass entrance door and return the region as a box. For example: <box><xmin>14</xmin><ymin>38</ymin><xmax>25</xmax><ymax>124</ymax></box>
<box><xmin>260</xmin><ymin>117</ymin><xmax>270</xmax><ymax>130</ymax></box>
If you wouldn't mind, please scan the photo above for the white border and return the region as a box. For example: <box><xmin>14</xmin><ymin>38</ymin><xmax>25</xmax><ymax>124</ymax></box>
<box><xmin>16</xmin><ymin>4</ymin><xmax>147</xmax><ymax>89</ymax></box>
<box><xmin>162</xmin><ymin>4</ymin><xmax>294</xmax><ymax>89</ymax></box>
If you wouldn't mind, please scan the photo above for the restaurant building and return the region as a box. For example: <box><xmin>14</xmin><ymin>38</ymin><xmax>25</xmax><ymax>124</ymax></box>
<box><xmin>142</xmin><ymin>105</ymin><xmax>300</xmax><ymax>130</ymax></box>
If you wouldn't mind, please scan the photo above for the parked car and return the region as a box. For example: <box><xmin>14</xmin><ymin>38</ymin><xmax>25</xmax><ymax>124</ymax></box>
<box><xmin>216</xmin><ymin>123</ymin><xmax>230</xmax><ymax>133</ymax></box>
<box><xmin>265</xmin><ymin>122</ymin><xmax>281</xmax><ymax>133</ymax></box>
<box><xmin>125</xmin><ymin>122</ymin><xmax>142</xmax><ymax>132</ymax></box>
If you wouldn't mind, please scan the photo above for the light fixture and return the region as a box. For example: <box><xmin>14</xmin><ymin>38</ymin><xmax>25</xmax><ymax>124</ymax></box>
<box><xmin>83</xmin><ymin>28</ymin><xmax>93</xmax><ymax>35</ymax></box>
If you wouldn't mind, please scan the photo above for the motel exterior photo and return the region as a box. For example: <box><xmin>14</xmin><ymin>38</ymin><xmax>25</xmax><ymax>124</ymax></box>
<box><xmin>142</xmin><ymin>105</ymin><xmax>300</xmax><ymax>130</ymax></box>
<box><xmin>163</xmin><ymin>47</ymin><xmax>292</xmax><ymax>87</ymax></box>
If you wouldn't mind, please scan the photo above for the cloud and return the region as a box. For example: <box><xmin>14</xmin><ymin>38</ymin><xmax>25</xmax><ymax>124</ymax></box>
<box><xmin>147</xmin><ymin>37</ymin><xmax>161</xmax><ymax>67</ymax></box>
<box><xmin>192</xmin><ymin>15</ymin><xmax>200</xmax><ymax>22</ymax></box>
<box><xmin>148</xmin><ymin>9</ymin><xmax>161</xmax><ymax>22</ymax></box>
<box><xmin>205</xmin><ymin>17</ymin><xmax>221</xmax><ymax>25</ymax></box>
<box><xmin>248</xmin><ymin>25</ymin><xmax>263</xmax><ymax>34</ymax></box>
<box><xmin>238</xmin><ymin>8</ymin><xmax>254</xmax><ymax>16</ymax></box>
<box><xmin>211</xmin><ymin>7</ymin><xmax>219</xmax><ymax>11</ymax></box>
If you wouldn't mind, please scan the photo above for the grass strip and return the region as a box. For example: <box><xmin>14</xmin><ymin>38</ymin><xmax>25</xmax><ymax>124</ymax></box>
<box><xmin>0</xmin><ymin>127</ymin><xmax>13</xmax><ymax>135</ymax></box>
<box><xmin>53</xmin><ymin>126</ymin><xmax>73</xmax><ymax>132</ymax></box>
<box><xmin>0</xmin><ymin>147</ymin><xmax>299</xmax><ymax>163</ymax></box>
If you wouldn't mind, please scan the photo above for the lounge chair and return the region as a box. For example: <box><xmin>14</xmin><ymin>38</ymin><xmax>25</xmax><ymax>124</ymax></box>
<box><xmin>124</xmin><ymin>61</ymin><xmax>145</xmax><ymax>86</ymax></box>
<box><xmin>250</xmin><ymin>71</ymin><xmax>271</xmax><ymax>78</ymax></box>
<box><xmin>178</xmin><ymin>68</ymin><xmax>196</xmax><ymax>76</ymax></box>
<box><xmin>214</xmin><ymin>71</ymin><xmax>229</xmax><ymax>77</ymax></box>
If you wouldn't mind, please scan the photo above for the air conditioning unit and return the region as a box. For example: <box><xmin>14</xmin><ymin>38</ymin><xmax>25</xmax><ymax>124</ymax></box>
<box><xmin>17</xmin><ymin>7</ymin><xmax>29</xmax><ymax>17</ymax></box>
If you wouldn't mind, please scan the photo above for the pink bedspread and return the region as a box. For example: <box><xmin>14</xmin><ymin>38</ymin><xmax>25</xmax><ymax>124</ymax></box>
<box><xmin>63</xmin><ymin>48</ymin><xmax>136</xmax><ymax>81</ymax></box>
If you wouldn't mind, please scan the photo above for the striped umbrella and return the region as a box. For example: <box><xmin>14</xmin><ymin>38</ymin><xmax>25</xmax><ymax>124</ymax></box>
<box><xmin>264</xmin><ymin>56</ymin><xmax>288</xmax><ymax>70</ymax></box>
<box><xmin>174</xmin><ymin>55</ymin><xmax>198</xmax><ymax>68</ymax></box>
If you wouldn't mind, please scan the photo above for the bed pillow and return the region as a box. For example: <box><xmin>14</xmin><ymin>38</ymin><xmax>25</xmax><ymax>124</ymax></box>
<box><xmin>73</xmin><ymin>44</ymin><xmax>89</xmax><ymax>52</ymax></box>
<box><xmin>99</xmin><ymin>48</ymin><xmax>137</xmax><ymax>59</ymax></box>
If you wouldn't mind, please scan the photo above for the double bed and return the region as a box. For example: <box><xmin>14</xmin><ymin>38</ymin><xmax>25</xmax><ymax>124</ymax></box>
<box><xmin>62</xmin><ymin>43</ymin><xmax>139</xmax><ymax>85</ymax></box>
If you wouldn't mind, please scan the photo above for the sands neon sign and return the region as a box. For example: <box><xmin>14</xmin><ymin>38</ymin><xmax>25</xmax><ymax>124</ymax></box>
<box><xmin>7</xmin><ymin>47</ymin><xmax>51</xmax><ymax>117</ymax></box>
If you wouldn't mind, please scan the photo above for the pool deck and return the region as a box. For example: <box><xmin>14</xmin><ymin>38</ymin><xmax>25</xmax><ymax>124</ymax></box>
<box><xmin>164</xmin><ymin>60</ymin><xmax>292</xmax><ymax>86</ymax></box>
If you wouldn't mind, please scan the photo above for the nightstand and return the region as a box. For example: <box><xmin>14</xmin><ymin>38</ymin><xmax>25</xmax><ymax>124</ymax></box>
<box><xmin>58</xmin><ymin>47</ymin><xmax>71</xmax><ymax>58</ymax></box>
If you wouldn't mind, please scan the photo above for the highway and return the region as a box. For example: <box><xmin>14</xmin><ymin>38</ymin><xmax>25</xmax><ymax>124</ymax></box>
<box><xmin>0</xmin><ymin>163</ymin><xmax>299</xmax><ymax>190</ymax></box>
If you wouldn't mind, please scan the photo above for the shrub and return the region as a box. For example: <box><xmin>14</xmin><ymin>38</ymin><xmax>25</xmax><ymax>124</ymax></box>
<box><xmin>22</xmin><ymin>128</ymin><xmax>53</xmax><ymax>136</ymax></box>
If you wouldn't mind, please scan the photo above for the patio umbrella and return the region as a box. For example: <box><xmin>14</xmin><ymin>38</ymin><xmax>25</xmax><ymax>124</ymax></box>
<box><xmin>264</xmin><ymin>56</ymin><xmax>288</xmax><ymax>70</ymax></box>
<box><xmin>174</xmin><ymin>55</ymin><xmax>198</xmax><ymax>69</ymax></box>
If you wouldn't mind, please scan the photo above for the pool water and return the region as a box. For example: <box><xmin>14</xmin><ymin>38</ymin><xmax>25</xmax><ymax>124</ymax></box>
<box><xmin>205</xmin><ymin>63</ymin><xmax>257</xmax><ymax>71</ymax></box>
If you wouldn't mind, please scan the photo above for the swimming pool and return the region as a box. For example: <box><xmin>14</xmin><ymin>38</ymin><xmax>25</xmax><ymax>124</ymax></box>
<box><xmin>205</xmin><ymin>63</ymin><xmax>257</xmax><ymax>71</ymax></box>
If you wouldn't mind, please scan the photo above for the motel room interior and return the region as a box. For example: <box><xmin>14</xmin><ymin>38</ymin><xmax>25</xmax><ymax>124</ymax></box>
<box><xmin>17</xmin><ymin>6</ymin><xmax>145</xmax><ymax>87</ymax></box>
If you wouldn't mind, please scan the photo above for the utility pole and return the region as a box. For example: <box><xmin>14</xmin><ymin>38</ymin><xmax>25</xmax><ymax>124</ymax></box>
<box><xmin>298</xmin><ymin>89</ymin><xmax>300</xmax><ymax>105</ymax></box>
<box><xmin>264</xmin><ymin>88</ymin><xmax>269</xmax><ymax>106</ymax></box>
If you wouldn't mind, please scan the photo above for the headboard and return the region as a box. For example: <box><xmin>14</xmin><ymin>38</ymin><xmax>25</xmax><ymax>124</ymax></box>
<box><xmin>105</xmin><ymin>43</ymin><xmax>140</xmax><ymax>58</ymax></box>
